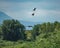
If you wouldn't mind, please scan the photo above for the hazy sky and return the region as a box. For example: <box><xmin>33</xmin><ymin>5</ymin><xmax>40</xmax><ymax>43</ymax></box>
<box><xmin>0</xmin><ymin>0</ymin><xmax>60</xmax><ymax>22</ymax></box>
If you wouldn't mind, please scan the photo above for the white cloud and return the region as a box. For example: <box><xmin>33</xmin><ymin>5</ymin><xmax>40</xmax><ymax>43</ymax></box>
<box><xmin>0</xmin><ymin>1</ymin><xmax>60</xmax><ymax>22</ymax></box>
<box><xmin>5</xmin><ymin>9</ymin><xmax>60</xmax><ymax>22</ymax></box>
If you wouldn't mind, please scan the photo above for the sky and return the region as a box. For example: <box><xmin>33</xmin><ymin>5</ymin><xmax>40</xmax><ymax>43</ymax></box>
<box><xmin>0</xmin><ymin>0</ymin><xmax>60</xmax><ymax>22</ymax></box>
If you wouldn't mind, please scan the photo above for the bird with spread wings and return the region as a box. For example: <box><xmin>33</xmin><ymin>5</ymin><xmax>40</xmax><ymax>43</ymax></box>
<box><xmin>32</xmin><ymin>8</ymin><xmax>36</xmax><ymax>16</ymax></box>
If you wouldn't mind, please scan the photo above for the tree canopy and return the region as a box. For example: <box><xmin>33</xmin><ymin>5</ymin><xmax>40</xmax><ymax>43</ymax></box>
<box><xmin>2</xmin><ymin>19</ymin><xmax>25</xmax><ymax>41</ymax></box>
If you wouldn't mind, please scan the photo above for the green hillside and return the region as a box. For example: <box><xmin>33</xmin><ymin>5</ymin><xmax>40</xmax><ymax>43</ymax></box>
<box><xmin>0</xmin><ymin>19</ymin><xmax>60</xmax><ymax>48</ymax></box>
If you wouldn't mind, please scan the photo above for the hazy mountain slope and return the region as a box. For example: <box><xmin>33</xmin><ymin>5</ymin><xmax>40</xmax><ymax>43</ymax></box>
<box><xmin>0</xmin><ymin>11</ymin><xmax>12</xmax><ymax>24</ymax></box>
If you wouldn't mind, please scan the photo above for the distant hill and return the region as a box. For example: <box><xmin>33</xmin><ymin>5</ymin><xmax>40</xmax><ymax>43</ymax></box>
<box><xmin>0</xmin><ymin>11</ymin><xmax>12</xmax><ymax>24</ymax></box>
<box><xmin>0</xmin><ymin>11</ymin><xmax>42</xmax><ymax>30</ymax></box>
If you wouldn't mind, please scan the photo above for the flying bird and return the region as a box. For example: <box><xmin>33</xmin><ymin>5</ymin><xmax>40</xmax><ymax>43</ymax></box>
<box><xmin>32</xmin><ymin>13</ymin><xmax>34</xmax><ymax>16</ymax></box>
<box><xmin>33</xmin><ymin>8</ymin><xmax>36</xmax><ymax>11</ymax></box>
<box><xmin>32</xmin><ymin>8</ymin><xmax>36</xmax><ymax>16</ymax></box>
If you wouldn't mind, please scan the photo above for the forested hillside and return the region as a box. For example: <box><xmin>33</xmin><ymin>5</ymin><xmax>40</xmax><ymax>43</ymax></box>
<box><xmin>0</xmin><ymin>19</ymin><xmax>60</xmax><ymax>48</ymax></box>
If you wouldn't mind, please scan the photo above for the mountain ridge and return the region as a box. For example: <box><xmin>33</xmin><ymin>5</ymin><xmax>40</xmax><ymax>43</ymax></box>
<box><xmin>0</xmin><ymin>11</ymin><xmax>12</xmax><ymax>24</ymax></box>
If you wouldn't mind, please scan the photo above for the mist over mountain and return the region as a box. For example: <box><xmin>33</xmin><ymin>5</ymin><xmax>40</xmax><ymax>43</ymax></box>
<box><xmin>0</xmin><ymin>11</ymin><xmax>12</xmax><ymax>24</ymax></box>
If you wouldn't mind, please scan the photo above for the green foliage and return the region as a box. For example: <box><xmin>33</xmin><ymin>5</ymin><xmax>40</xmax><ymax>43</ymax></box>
<box><xmin>0</xmin><ymin>30</ymin><xmax>60</xmax><ymax>48</ymax></box>
<box><xmin>1</xmin><ymin>19</ymin><xmax>25</xmax><ymax>41</ymax></box>
<box><xmin>0</xmin><ymin>21</ymin><xmax>60</xmax><ymax>48</ymax></box>
<box><xmin>0</xmin><ymin>25</ymin><xmax>3</xmax><ymax>39</ymax></box>
<box><xmin>32</xmin><ymin>21</ymin><xmax>60</xmax><ymax>39</ymax></box>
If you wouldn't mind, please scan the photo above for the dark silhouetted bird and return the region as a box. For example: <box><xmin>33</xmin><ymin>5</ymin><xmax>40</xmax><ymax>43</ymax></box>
<box><xmin>32</xmin><ymin>8</ymin><xmax>36</xmax><ymax>16</ymax></box>
<box><xmin>33</xmin><ymin>8</ymin><xmax>36</xmax><ymax>11</ymax></box>
<box><xmin>32</xmin><ymin>13</ymin><xmax>34</xmax><ymax>16</ymax></box>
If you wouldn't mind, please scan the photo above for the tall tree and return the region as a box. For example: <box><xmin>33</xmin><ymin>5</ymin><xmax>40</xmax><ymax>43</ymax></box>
<box><xmin>2</xmin><ymin>19</ymin><xmax>25</xmax><ymax>41</ymax></box>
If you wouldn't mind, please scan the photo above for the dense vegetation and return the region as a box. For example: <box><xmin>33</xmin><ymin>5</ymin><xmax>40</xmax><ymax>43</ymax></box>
<box><xmin>1</xmin><ymin>19</ymin><xmax>25</xmax><ymax>41</ymax></box>
<box><xmin>0</xmin><ymin>19</ymin><xmax>60</xmax><ymax>48</ymax></box>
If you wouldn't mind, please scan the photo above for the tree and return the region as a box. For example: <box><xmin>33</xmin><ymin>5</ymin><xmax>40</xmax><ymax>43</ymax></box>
<box><xmin>0</xmin><ymin>25</ymin><xmax>2</xmax><ymax>39</ymax></box>
<box><xmin>32</xmin><ymin>24</ymin><xmax>40</xmax><ymax>40</ymax></box>
<box><xmin>40</xmin><ymin>23</ymin><xmax>46</xmax><ymax>33</ymax></box>
<box><xmin>2</xmin><ymin>19</ymin><xmax>25</xmax><ymax>41</ymax></box>
<box><xmin>46</xmin><ymin>22</ymin><xmax>51</xmax><ymax>32</ymax></box>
